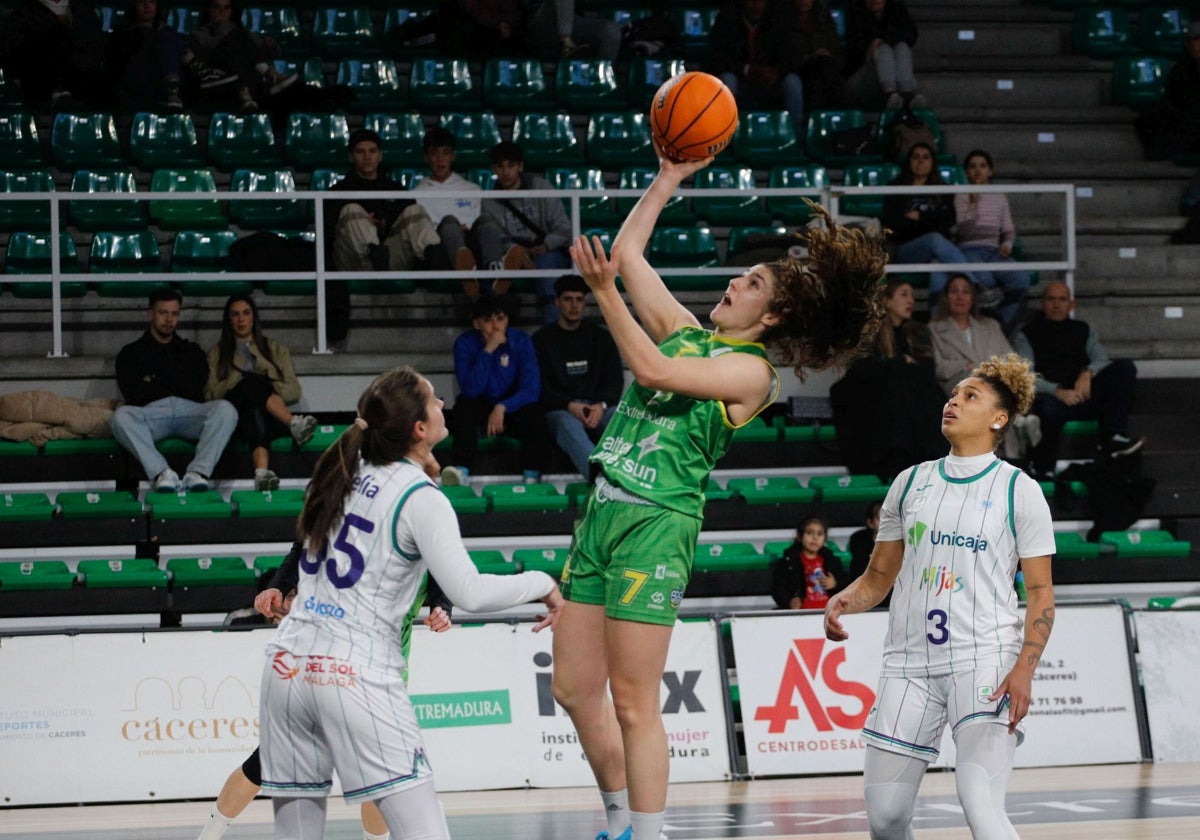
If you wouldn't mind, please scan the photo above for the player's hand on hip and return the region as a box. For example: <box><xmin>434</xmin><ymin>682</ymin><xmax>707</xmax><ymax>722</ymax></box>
<box><xmin>991</xmin><ymin>667</ymin><xmax>1034</xmax><ymax>734</ymax></box>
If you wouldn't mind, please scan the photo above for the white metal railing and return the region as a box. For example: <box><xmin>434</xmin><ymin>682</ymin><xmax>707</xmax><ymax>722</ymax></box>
<box><xmin>0</xmin><ymin>183</ymin><xmax>1075</xmax><ymax>358</ymax></box>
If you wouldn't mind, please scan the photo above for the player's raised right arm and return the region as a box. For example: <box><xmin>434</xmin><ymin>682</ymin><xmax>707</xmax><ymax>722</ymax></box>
<box><xmin>825</xmin><ymin>539</ymin><xmax>903</xmax><ymax>641</ymax></box>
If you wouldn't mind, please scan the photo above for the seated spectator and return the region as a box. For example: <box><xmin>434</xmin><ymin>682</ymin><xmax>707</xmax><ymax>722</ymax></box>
<box><xmin>770</xmin><ymin>515</ymin><xmax>847</xmax><ymax>610</ymax></box>
<box><xmin>1013</xmin><ymin>281</ymin><xmax>1143</xmax><ymax>479</ymax></box>
<box><xmin>204</xmin><ymin>294</ymin><xmax>317</xmax><ymax>491</ymax></box>
<box><xmin>0</xmin><ymin>0</ymin><xmax>109</xmax><ymax>110</ymax></box>
<box><xmin>882</xmin><ymin>142</ymin><xmax>972</xmax><ymax>308</ymax></box>
<box><xmin>929</xmin><ymin>274</ymin><xmax>1040</xmax><ymax>460</ymax></box>
<box><xmin>323</xmin><ymin>128</ymin><xmax>443</xmax><ymax>344</ymax></box>
<box><xmin>846</xmin><ymin>500</ymin><xmax>887</xmax><ymax>608</ymax></box>
<box><xmin>412</xmin><ymin>127</ymin><xmax>523</xmax><ymax>299</ymax></box>
<box><xmin>844</xmin><ymin>0</ymin><xmax>925</xmax><ymax>111</ymax></box>
<box><xmin>481</xmin><ymin>141</ymin><xmax>571</xmax><ymax>323</ymax></box>
<box><xmin>438</xmin><ymin>0</ymin><xmax>526</xmax><ymax>58</ymax></box>
<box><xmin>830</xmin><ymin>278</ymin><xmax>947</xmax><ymax>479</ymax></box>
<box><xmin>709</xmin><ymin>0</ymin><xmax>806</xmax><ymax>143</ymax></box>
<box><xmin>105</xmin><ymin>0</ymin><xmax>189</xmax><ymax>111</ymax></box>
<box><xmin>110</xmin><ymin>288</ymin><xmax>237</xmax><ymax>492</ymax></box>
<box><xmin>188</xmin><ymin>0</ymin><xmax>295</xmax><ymax>112</ymax></box>
<box><xmin>955</xmin><ymin>149</ymin><xmax>1032</xmax><ymax>333</ymax></box>
<box><xmin>1135</xmin><ymin>21</ymin><xmax>1200</xmax><ymax>160</ymax></box>
<box><xmin>780</xmin><ymin>0</ymin><xmax>848</xmax><ymax>112</ymax></box>
<box><xmin>442</xmin><ymin>298</ymin><xmax>547</xmax><ymax>485</ymax></box>
<box><xmin>527</xmin><ymin>0</ymin><xmax>621</xmax><ymax>59</ymax></box>
<box><xmin>532</xmin><ymin>275</ymin><xmax>624</xmax><ymax>478</ymax></box>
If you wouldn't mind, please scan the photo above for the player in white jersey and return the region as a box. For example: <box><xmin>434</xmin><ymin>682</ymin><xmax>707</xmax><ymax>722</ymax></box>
<box><xmin>826</xmin><ymin>353</ymin><xmax>1056</xmax><ymax>839</ymax></box>
<box><xmin>258</xmin><ymin>366</ymin><xmax>564</xmax><ymax>840</ymax></box>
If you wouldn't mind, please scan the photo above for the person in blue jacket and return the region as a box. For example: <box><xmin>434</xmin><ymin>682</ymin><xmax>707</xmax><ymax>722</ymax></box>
<box><xmin>442</xmin><ymin>297</ymin><xmax>547</xmax><ymax>484</ymax></box>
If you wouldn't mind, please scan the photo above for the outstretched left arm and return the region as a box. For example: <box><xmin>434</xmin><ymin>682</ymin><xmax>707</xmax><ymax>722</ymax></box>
<box><xmin>993</xmin><ymin>554</ymin><xmax>1054</xmax><ymax>733</ymax></box>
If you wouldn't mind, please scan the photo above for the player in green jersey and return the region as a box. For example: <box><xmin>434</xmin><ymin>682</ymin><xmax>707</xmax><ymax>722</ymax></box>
<box><xmin>555</xmin><ymin>148</ymin><xmax>889</xmax><ymax>840</ymax></box>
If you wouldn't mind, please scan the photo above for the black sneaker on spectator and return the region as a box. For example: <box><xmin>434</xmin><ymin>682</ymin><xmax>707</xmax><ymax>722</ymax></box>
<box><xmin>977</xmin><ymin>286</ymin><xmax>1005</xmax><ymax>310</ymax></box>
<box><xmin>884</xmin><ymin>91</ymin><xmax>903</xmax><ymax>111</ymax></box>
<box><xmin>190</xmin><ymin>60</ymin><xmax>238</xmax><ymax>89</ymax></box>
<box><xmin>909</xmin><ymin>92</ymin><xmax>928</xmax><ymax>108</ymax></box>
<box><xmin>1105</xmin><ymin>433</ymin><xmax>1146</xmax><ymax>458</ymax></box>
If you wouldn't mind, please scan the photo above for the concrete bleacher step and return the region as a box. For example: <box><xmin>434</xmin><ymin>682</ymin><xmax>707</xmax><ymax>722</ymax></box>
<box><xmin>946</xmin><ymin>123</ymin><xmax>1144</xmax><ymax>160</ymax></box>
<box><xmin>1009</xmin><ymin>182</ymin><xmax>1184</xmax><ymax>219</ymax></box>
<box><xmin>921</xmin><ymin>72</ymin><xmax>1106</xmax><ymax>110</ymax></box>
<box><xmin>919</xmin><ymin>22</ymin><xmax>1069</xmax><ymax>59</ymax></box>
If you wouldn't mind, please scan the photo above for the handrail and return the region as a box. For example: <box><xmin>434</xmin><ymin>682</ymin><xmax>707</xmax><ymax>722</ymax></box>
<box><xmin>0</xmin><ymin>182</ymin><xmax>1076</xmax><ymax>358</ymax></box>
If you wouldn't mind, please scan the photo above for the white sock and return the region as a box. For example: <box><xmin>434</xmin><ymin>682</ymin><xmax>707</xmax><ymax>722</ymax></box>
<box><xmin>600</xmin><ymin>788</ymin><xmax>629</xmax><ymax>836</ymax></box>
<box><xmin>196</xmin><ymin>808</ymin><xmax>236</xmax><ymax>840</ymax></box>
<box><xmin>630</xmin><ymin>810</ymin><xmax>664</xmax><ymax>840</ymax></box>
<box><xmin>363</xmin><ymin>831</ymin><xmax>390</xmax><ymax>840</ymax></box>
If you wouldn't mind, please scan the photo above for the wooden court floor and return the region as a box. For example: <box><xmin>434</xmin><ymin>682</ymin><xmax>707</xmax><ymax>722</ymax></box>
<box><xmin>4</xmin><ymin>763</ymin><xmax>1199</xmax><ymax>839</ymax></box>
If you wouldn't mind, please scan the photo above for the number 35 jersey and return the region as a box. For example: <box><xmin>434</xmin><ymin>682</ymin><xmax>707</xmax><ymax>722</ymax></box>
<box><xmin>876</xmin><ymin>452</ymin><xmax>1055</xmax><ymax>678</ymax></box>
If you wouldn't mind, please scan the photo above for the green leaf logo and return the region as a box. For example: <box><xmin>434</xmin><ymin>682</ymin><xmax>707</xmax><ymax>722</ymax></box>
<box><xmin>907</xmin><ymin>521</ymin><xmax>927</xmax><ymax>547</ymax></box>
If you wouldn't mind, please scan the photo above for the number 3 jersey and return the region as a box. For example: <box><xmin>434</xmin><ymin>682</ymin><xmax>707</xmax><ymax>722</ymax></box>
<box><xmin>876</xmin><ymin>452</ymin><xmax>1055</xmax><ymax>679</ymax></box>
<box><xmin>268</xmin><ymin>458</ymin><xmax>555</xmax><ymax>674</ymax></box>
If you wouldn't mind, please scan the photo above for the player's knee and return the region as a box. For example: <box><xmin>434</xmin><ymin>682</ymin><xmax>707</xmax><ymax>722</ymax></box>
<box><xmin>865</xmin><ymin>784</ymin><xmax>915</xmax><ymax>839</ymax></box>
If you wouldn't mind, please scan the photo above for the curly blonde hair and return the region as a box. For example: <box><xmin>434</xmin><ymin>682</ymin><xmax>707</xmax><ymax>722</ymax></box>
<box><xmin>762</xmin><ymin>202</ymin><xmax>888</xmax><ymax>379</ymax></box>
<box><xmin>969</xmin><ymin>353</ymin><xmax>1039</xmax><ymax>440</ymax></box>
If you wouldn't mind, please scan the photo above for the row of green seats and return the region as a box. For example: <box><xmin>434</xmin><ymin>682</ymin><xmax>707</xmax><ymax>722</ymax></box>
<box><xmin>0</xmin><ymin>554</ymin><xmax>283</xmax><ymax>592</ymax></box>
<box><xmin>1071</xmin><ymin>5</ymin><xmax>1192</xmax><ymax>59</ymax></box>
<box><xmin>1053</xmin><ymin>530</ymin><xmax>1192</xmax><ymax>559</ymax></box>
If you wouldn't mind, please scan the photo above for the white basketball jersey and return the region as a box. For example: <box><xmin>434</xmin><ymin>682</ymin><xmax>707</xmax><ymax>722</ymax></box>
<box><xmin>877</xmin><ymin>453</ymin><xmax>1055</xmax><ymax>678</ymax></box>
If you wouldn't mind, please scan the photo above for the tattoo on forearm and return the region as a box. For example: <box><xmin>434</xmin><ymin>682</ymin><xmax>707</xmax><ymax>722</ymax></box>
<box><xmin>1024</xmin><ymin>606</ymin><xmax>1055</xmax><ymax>668</ymax></box>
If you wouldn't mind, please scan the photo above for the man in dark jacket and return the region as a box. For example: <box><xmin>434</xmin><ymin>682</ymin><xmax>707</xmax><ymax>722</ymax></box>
<box><xmin>532</xmin><ymin>274</ymin><xmax>624</xmax><ymax>478</ymax></box>
<box><xmin>1136</xmin><ymin>21</ymin><xmax>1200</xmax><ymax>159</ymax></box>
<box><xmin>110</xmin><ymin>288</ymin><xmax>237</xmax><ymax>492</ymax></box>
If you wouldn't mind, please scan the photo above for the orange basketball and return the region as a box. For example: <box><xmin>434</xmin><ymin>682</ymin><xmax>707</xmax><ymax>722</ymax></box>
<box><xmin>650</xmin><ymin>71</ymin><xmax>739</xmax><ymax>162</ymax></box>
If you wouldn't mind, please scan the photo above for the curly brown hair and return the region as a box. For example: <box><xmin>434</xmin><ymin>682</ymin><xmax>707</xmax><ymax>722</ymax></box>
<box><xmin>970</xmin><ymin>353</ymin><xmax>1039</xmax><ymax>444</ymax></box>
<box><xmin>760</xmin><ymin>202</ymin><xmax>888</xmax><ymax>379</ymax></box>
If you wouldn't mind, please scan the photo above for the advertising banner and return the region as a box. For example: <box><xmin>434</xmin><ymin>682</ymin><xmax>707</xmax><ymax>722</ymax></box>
<box><xmin>1135</xmin><ymin>609</ymin><xmax>1200</xmax><ymax>763</ymax></box>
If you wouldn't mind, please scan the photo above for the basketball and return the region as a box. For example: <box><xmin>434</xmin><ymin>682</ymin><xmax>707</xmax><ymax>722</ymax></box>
<box><xmin>650</xmin><ymin>71</ymin><xmax>739</xmax><ymax>162</ymax></box>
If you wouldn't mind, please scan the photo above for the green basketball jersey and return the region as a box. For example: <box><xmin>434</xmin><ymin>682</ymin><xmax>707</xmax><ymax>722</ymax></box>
<box><xmin>590</xmin><ymin>326</ymin><xmax>779</xmax><ymax>518</ymax></box>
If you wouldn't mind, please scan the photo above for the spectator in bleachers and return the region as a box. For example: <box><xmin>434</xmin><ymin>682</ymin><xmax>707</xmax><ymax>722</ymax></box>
<box><xmin>187</xmin><ymin>0</ymin><xmax>295</xmax><ymax>112</ymax></box>
<box><xmin>954</xmin><ymin>149</ymin><xmax>1032</xmax><ymax>333</ymax></box>
<box><xmin>111</xmin><ymin>288</ymin><xmax>238</xmax><ymax>493</ymax></box>
<box><xmin>709</xmin><ymin>0</ymin><xmax>807</xmax><ymax>143</ymax></box>
<box><xmin>843</xmin><ymin>0</ymin><xmax>924</xmax><ymax>111</ymax></box>
<box><xmin>204</xmin><ymin>294</ymin><xmax>317</xmax><ymax>492</ymax></box>
<box><xmin>780</xmin><ymin>0</ymin><xmax>848</xmax><ymax>113</ymax></box>
<box><xmin>438</xmin><ymin>0</ymin><xmax>526</xmax><ymax>58</ymax></box>
<box><xmin>830</xmin><ymin>278</ymin><xmax>946</xmax><ymax>479</ymax></box>
<box><xmin>527</xmin><ymin>0</ymin><xmax>622</xmax><ymax>60</ymax></box>
<box><xmin>442</xmin><ymin>297</ymin><xmax>546</xmax><ymax>485</ymax></box>
<box><xmin>105</xmin><ymin>0</ymin><xmax>189</xmax><ymax>111</ymax></box>
<box><xmin>846</xmin><ymin>500</ymin><xmax>887</xmax><ymax>608</ymax></box>
<box><xmin>771</xmin><ymin>515</ymin><xmax>847</xmax><ymax>610</ymax></box>
<box><xmin>1135</xmin><ymin>21</ymin><xmax>1200</xmax><ymax>160</ymax></box>
<box><xmin>413</xmin><ymin>126</ymin><xmax>522</xmax><ymax>299</ymax></box>
<box><xmin>481</xmin><ymin>140</ymin><xmax>570</xmax><ymax>323</ymax></box>
<box><xmin>883</xmin><ymin>142</ymin><xmax>972</xmax><ymax>309</ymax></box>
<box><xmin>532</xmin><ymin>274</ymin><xmax>623</xmax><ymax>479</ymax></box>
<box><xmin>0</xmin><ymin>0</ymin><xmax>108</xmax><ymax>109</ymax></box>
<box><xmin>1013</xmin><ymin>281</ymin><xmax>1144</xmax><ymax>479</ymax></box>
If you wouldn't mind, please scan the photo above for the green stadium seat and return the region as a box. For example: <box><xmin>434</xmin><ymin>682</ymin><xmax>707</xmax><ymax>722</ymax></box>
<box><xmin>581</xmin><ymin>227</ymin><xmax>618</xmax><ymax>258</ymax></box>
<box><xmin>77</xmin><ymin>558</ymin><xmax>168</xmax><ymax>589</ymax></box>
<box><xmin>482</xmin><ymin>483</ymin><xmax>571</xmax><ymax>512</ymax></box>
<box><xmin>840</xmin><ymin>162</ymin><xmax>902</xmax><ymax>217</ymax></box>
<box><xmin>876</xmin><ymin>107</ymin><xmax>950</xmax><ymax>163</ymax></box>
<box><xmin>1053</xmin><ymin>531</ymin><xmax>1102</xmax><ymax>559</ymax></box>
<box><xmin>208</xmin><ymin>112</ymin><xmax>280</xmax><ymax>171</ymax></box>
<box><xmin>129</xmin><ymin>111</ymin><xmax>202</xmax><ymax>170</ymax></box>
<box><xmin>300</xmin><ymin>423</ymin><xmax>348</xmax><ymax>453</ymax></box>
<box><xmin>43</xmin><ymin>438</ymin><xmax>122</xmax><ymax>456</ymax></box>
<box><xmin>408</xmin><ymin>57</ymin><xmax>476</xmax><ymax>108</ymax></box>
<box><xmin>442</xmin><ymin>484</ymin><xmax>489</xmax><ymax>515</ymax></box>
<box><xmin>171</xmin><ymin>228</ymin><xmax>243</xmax><ymax>278</ymax></box>
<box><xmin>51</xmin><ymin>112</ymin><xmax>124</xmax><ymax>170</ymax></box>
<box><xmin>727</xmin><ymin>225</ymin><xmax>789</xmax><ymax>262</ymax></box>
<box><xmin>1147</xmin><ymin>596</ymin><xmax>1177</xmax><ymax>609</ymax></box>
<box><xmin>512</xmin><ymin>111</ymin><xmax>582</xmax><ymax>169</ymax></box>
<box><xmin>809</xmin><ymin>473</ymin><xmax>887</xmax><ymax>503</ymax></box>
<box><xmin>626</xmin><ymin>56</ymin><xmax>686</xmax><ymax>111</ymax></box>
<box><xmin>556</xmin><ymin>58</ymin><xmax>624</xmax><ymax>111</ymax></box>
<box><xmin>564</xmin><ymin>480</ymin><xmax>591</xmax><ymax>507</ymax></box>
<box><xmin>88</xmin><ymin>231</ymin><xmax>163</xmax><ymax>290</ymax></box>
<box><xmin>669</xmin><ymin>7</ymin><xmax>718</xmax><ymax>60</ymax></box>
<box><xmin>1062</xmin><ymin>419</ymin><xmax>1099</xmax><ymax>435</ymax></box>
<box><xmin>0</xmin><ymin>168</ymin><xmax>53</xmax><ymax>231</ymax></box>
<box><xmin>465</xmin><ymin>166</ymin><xmax>495</xmax><ymax>190</ymax></box>
<box><xmin>229</xmin><ymin>167</ymin><xmax>305</xmax><ymax>228</ymax></box>
<box><xmin>145</xmin><ymin>490</ymin><xmax>233</xmax><ymax>520</ymax></box>
<box><xmin>232</xmin><ymin>488</ymin><xmax>306</xmax><ymax>518</ymax></box>
<box><xmin>167</xmin><ymin>556</ymin><xmax>255</xmax><ymax>586</ymax></box>
<box><xmin>0</xmin><ymin>560</ymin><xmax>75</xmax><ymax>591</ymax></box>
<box><xmin>359</xmin><ymin>111</ymin><xmax>423</xmax><ymax>164</ymax></box>
<box><xmin>546</xmin><ymin>165</ymin><xmax>616</xmax><ymax>226</ymax></box>
<box><xmin>513</xmin><ymin>547</ymin><xmax>569</xmax><ymax>577</ymax></box>
<box><xmin>254</xmin><ymin>554</ymin><xmax>286</xmax><ymax>577</ymax></box>
<box><xmin>616</xmin><ymin>166</ymin><xmax>690</xmax><ymax>220</ymax></box>
<box><xmin>732</xmin><ymin>415</ymin><xmax>780</xmax><ymax>442</ymax></box>
<box><xmin>938</xmin><ymin>163</ymin><xmax>967</xmax><ymax>184</ymax></box>
<box><xmin>805</xmin><ymin>109</ymin><xmax>872</xmax><ymax>165</ymax></box>
<box><xmin>726</xmin><ymin>476</ymin><xmax>817</xmax><ymax>505</ymax></box>
<box><xmin>242</xmin><ymin>6</ymin><xmax>305</xmax><ymax>55</ymax></box>
<box><xmin>0</xmin><ymin>492</ymin><xmax>56</xmax><ymax>522</ymax></box>
<box><xmin>4</xmin><ymin>232</ymin><xmax>85</xmax><ymax>297</ymax></box>
<box><xmin>692</xmin><ymin>165</ymin><xmax>768</xmax><ymax>225</ymax></box>
<box><xmin>0</xmin><ymin>441</ymin><xmax>38</xmax><ymax>459</ymax></box>
<box><xmin>733</xmin><ymin>110</ymin><xmax>803</xmax><ymax>165</ymax></box>
<box><xmin>97</xmin><ymin>4</ymin><xmax>127</xmax><ymax>31</ymax></box>
<box><xmin>704</xmin><ymin>477</ymin><xmax>737</xmax><ymax>503</ymax></box>
<box><xmin>56</xmin><ymin>490</ymin><xmax>143</xmax><ymax>519</ymax></box>
<box><xmin>311</xmin><ymin>7</ymin><xmax>378</xmax><ymax>57</ymax></box>
<box><xmin>469</xmin><ymin>549</ymin><xmax>514</xmax><ymax>574</ymax></box>
<box><xmin>779</xmin><ymin>420</ymin><xmax>837</xmax><ymax>443</ymax></box>
<box><xmin>693</xmin><ymin>541</ymin><xmax>770</xmax><ymax>572</ymax></box>
<box><xmin>1098</xmin><ymin>529</ymin><xmax>1191</xmax><ymax>558</ymax></box>
<box><xmin>285</xmin><ymin>112</ymin><xmax>351</xmax><ymax>170</ymax></box>
<box><xmin>275</xmin><ymin>57</ymin><xmax>326</xmax><ymax>88</ymax></box>
<box><xmin>1112</xmin><ymin>55</ymin><xmax>1170</xmax><ymax>107</ymax></box>
<box><xmin>148</xmin><ymin>168</ymin><xmax>226</xmax><ymax>228</ymax></box>
<box><xmin>381</xmin><ymin>6</ymin><xmax>438</xmax><ymax>54</ymax></box>
<box><xmin>310</xmin><ymin>167</ymin><xmax>345</xmax><ymax>192</ymax></box>
<box><xmin>647</xmin><ymin>226</ymin><xmax>720</xmax><ymax>269</ymax></box>
<box><xmin>587</xmin><ymin>111</ymin><xmax>655</xmax><ymax>168</ymax></box>
<box><xmin>1140</xmin><ymin>6</ymin><xmax>1186</xmax><ymax>55</ymax></box>
<box><xmin>68</xmin><ymin>169</ymin><xmax>146</xmax><ymax>231</ymax></box>
<box><xmin>164</xmin><ymin>6</ymin><xmax>200</xmax><ymax>34</ymax></box>
<box><xmin>482</xmin><ymin>57</ymin><xmax>552</xmax><ymax>111</ymax></box>
<box><xmin>766</xmin><ymin>164</ymin><xmax>828</xmax><ymax>224</ymax></box>
<box><xmin>337</xmin><ymin>58</ymin><xmax>405</xmax><ymax>110</ymax></box>
<box><xmin>439</xmin><ymin>111</ymin><xmax>503</xmax><ymax>168</ymax></box>
<box><xmin>0</xmin><ymin>111</ymin><xmax>42</xmax><ymax>167</ymax></box>
<box><xmin>0</xmin><ymin>68</ymin><xmax>24</xmax><ymax>106</ymax></box>
<box><xmin>1071</xmin><ymin>7</ymin><xmax>1134</xmax><ymax>58</ymax></box>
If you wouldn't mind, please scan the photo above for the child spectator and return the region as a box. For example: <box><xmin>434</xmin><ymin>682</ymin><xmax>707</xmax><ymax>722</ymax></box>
<box><xmin>771</xmin><ymin>515</ymin><xmax>847</xmax><ymax>609</ymax></box>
